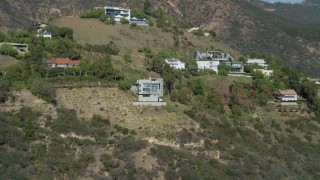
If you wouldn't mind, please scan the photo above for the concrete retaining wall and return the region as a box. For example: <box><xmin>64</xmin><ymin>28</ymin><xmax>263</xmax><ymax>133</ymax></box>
<box><xmin>132</xmin><ymin>102</ymin><xmax>167</xmax><ymax>106</ymax></box>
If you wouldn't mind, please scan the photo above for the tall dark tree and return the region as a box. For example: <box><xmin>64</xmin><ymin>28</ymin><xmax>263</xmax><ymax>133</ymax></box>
<box><xmin>92</xmin><ymin>56</ymin><xmax>114</xmax><ymax>78</ymax></box>
<box><xmin>143</xmin><ymin>0</ymin><xmax>152</xmax><ymax>15</ymax></box>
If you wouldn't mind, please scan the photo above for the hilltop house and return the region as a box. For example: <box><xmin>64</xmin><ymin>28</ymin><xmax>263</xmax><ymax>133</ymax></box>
<box><xmin>165</xmin><ymin>58</ymin><xmax>185</xmax><ymax>70</ymax></box>
<box><xmin>129</xmin><ymin>17</ymin><xmax>148</xmax><ymax>25</ymax></box>
<box><xmin>194</xmin><ymin>51</ymin><xmax>234</xmax><ymax>62</ymax></box>
<box><xmin>0</xmin><ymin>43</ymin><xmax>28</xmax><ymax>54</ymax></box>
<box><xmin>246</xmin><ymin>58</ymin><xmax>268</xmax><ymax>68</ymax></box>
<box><xmin>104</xmin><ymin>6</ymin><xmax>131</xmax><ymax>22</ymax></box>
<box><xmin>132</xmin><ymin>77</ymin><xmax>167</xmax><ymax>106</ymax></box>
<box><xmin>46</xmin><ymin>58</ymin><xmax>80</xmax><ymax>68</ymax></box>
<box><xmin>277</xmin><ymin>89</ymin><xmax>298</xmax><ymax>105</ymax></box>
<box><xmin>195</xmin><ymin>50</ymin><xmax>234</xmax><ymax>73</ymax></box>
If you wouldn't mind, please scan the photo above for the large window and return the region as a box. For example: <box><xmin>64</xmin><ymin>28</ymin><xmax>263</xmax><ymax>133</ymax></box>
<box><xmin>143</xmin><ymin>83</ymin><xmax>159</xmax><ymax>94</ymax></box>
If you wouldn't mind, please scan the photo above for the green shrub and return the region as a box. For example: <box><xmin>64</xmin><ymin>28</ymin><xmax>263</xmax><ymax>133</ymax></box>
<box><xmin>0</xmin><ymin>43</ymin><xmax>18</xmax><ymax>57</ymax></box>
<box><xmin>118</xmin><ymin>79</ymin><xmax>134</xmax><ymax>90</ymax></box>
<box><xmin>80</xmin><ymin>9</ymin><xmax>104</xmax><ymax>18</ymax></box>
<box><xmin>123</xmin><ymin>54</ymin><xmax>132</xmax><ymax>63</ymax></box>
<box><xmin>120</xmin><ymin>17</ymin><xmax>129</xmax><ymax>24</ymax></box>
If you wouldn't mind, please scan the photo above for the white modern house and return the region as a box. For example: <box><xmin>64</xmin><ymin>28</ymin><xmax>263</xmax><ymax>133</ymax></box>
<box><xmin>104</xmin><ymin>6</ymin><xmax>131</xmax><ymax>22</ymax></box>
<box><xmin>194</xmin><ymin>51</ymin><xmax>234</xmax><ymax>62</ymax></box>
<box><xmin>196</xmin><ymin>61</ymin><xmax>220</xmax><ymax>73</ymax></box>
<box><xmin>132</xmin><ymin>78</ymin><xmax>167</xmax><ymax>106</ymax></box>
<box><xmin>277</xmin><ymin>89</ymin><xmax>298</xmax><ymax>105</ymax></box>
<box><xmin>254</xmin><ymin>69</ymin><xmax>274</xmax><ymax>78</ymax></box>
<box><xmin>194</xmin><ymin>50</ymin><xmax>234</xmax><ymax>73</ymax></box>
<box><xmin>247</xmin><ymin>58</ymin><xmax>268</xmax><ymax>68</ymax></box>
<box><xmin>165</xmin><ymin>58</ymin><xmax>185</xmax><ymax>70</ymax></box>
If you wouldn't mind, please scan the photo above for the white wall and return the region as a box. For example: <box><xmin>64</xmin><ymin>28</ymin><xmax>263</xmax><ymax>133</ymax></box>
<box><xmin>197</xmin><ymin>61</ymin><xmax>220</xmax><ymax>73</ymax></box>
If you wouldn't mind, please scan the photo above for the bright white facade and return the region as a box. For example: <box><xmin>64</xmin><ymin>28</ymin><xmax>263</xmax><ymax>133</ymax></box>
<box><xmin>165</xmin><ymin>58</ymin><xmax>185</xmax><ymax>70</ymax></box>
<box><xmin>104</xmin><ymin>6</ymin><xmax>131</xmax><ymax>22</ymax></box>
<box><xmin>254</xmin><ymin>69</ymin><xmax>273</xmax><ymax>77</ymax></box>
<box><xmin>197</xmin><ymin>61</ymin><xmax>220</xmax><ymax>73</ymax></box>
<box><xmin>247</xmin><ymin>59</ymin><xmax>268</xmax><ymax>68</ymax></box>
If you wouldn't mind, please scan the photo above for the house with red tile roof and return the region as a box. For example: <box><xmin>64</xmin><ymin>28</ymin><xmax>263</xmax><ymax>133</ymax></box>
<box><xmin>47</xmin><ymin>58</ymin><xmax>80</xmax><ymax>68</ymax></box>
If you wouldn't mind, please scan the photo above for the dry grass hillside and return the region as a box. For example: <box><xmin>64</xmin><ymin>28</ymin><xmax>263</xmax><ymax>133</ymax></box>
<box><xmin>0</xmin><ymin>55</ymin><xmax>19</xmax><ymax>68</ymax></box>
<box><xmin>55</xmin><ymin>16</ymin><xmax>241</xmax><ymax>57</ymax></box>
<box><xmin>56</xmin><ymin>87</ymin><xmax>196</xmax><ymax>136</ymax></box>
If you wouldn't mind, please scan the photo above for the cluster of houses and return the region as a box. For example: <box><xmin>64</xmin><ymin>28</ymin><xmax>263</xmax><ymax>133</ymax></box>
<box><xmin>104</xmin><ymin>6</ymin><xmax>149</xmax><ymax>25</ymax></box>
<box><xmin>163</xmin><ymin>50</ymin><xmax>274</xmax><ymax>76</ymax></box>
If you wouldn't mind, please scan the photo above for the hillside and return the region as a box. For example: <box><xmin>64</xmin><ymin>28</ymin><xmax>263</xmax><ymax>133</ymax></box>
<box><xmin>0</xmin><ymin>2</ymin><xmax>320</xmax><ymax>179</ymax></box>
<box><xmin>0</xmin><ymin>0</ymin><xmax>319</xmax><ymax>76</ymax></box>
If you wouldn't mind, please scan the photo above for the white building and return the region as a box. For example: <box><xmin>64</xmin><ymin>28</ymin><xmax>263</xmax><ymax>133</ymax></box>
<box><xmin>188</xmin><ymin>27</ymin><xmax>200</xmax><ymax>33</ymax></box>
<box><xmin>197</xmin><ymin>61</ymin><xmax>220</xmax><ymax>73</ymax></box>
<box><xmin>247</xmin><ymin>58</ymin><xmax>268</xmax><ymax>68</ymax></box>
<box><xmin>278</xmin><ymin>89</ymin><xmax>298</xmax><ymax>104</ymax></box>
<box><xmin>129</xmin><ymin>17</ymin><xmax>148</xmax><ymax>25</ymax></box>
<box><xmin>104</xmin><ymin>6</ymin><xmax>131</xmax><ymax>22</ymax></box>
<box><xmin>165</xmin><ymin>58</ymin><xmax>185</xmax><ymax>70</ymax></box>
<box><xmin>37</xmin><ymin>30</ymin><xmax>52</xmax><ymax>39</ymax></box>
<box><xmin>194</xmin><ymin>51</ymin><xmax>234</xmax><ymax>62</ymax></box>
<box><xmin>254</xmin><ymin>69</ymin><xmax>274</xmax><ymax>78</ymax></box>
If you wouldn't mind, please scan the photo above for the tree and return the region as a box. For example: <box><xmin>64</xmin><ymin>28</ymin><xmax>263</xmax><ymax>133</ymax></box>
<box><xmin>120</xmin><ymin>17</ymin><xmax>129</xmax><ymax>24</ymax></box>
<box><xmin>118</xmin><ymin>79</ymin><xmax>134</xmax><ymax>90</ymax></box>
<box><xmin>79</xmin><ymin>59</ymin><xmax>92</xmax><ymax>76</ymax></box>
<box><xmin>57</xmin><ymin>27</ymin><xmax>73</xmax><ymax>39</ymax></box>
<box><xmin>144</xmin><ymin>0</ymin><xmax>152</xmax><ymax>15</ymax></box>
<box><xmin>192</xmin><ymin>79</ymin><xmax>204</xmax><ymax>95</ymax></box>
<box><xmin>92</xmin><ymin>56</ymin><xmax>114</xmax><ymax>78</ymax></box>
<box><xmin>171</xmin><ymin>87</ymin><xmax>193</xmax><ymax>104</ymax></box>
<box><xmin>162</xmin><ymin>65</ymin><xmax>177</xmax><ymax>95</ymax></box>
<box><xmin>0</xmin><ymin>31</ymin><xmax>6</xmax><ymax>42</ymax></box>
<box><xmin>0</xmin><ymin>80</ymin><xmax>11</xmax><ymax>103</ymax></box>
<box><xmin>4</xmin><ymin>63</ymin><xmax>30</xmax><ymax>81</ymax></box>
<box><xmin>218</xmin><ymin>63</ymin><xmax>230</xmax><ymax>76</ymax></box>
<box><xmin>301</xmin><ymin>81</ymin><xmax>318</xmax><ymax>104</ymax></box>
<box><xmin>109</xmin><ymin>14</ymin><xmax>116</xmax><ymax>25</ymax></box>
<box><xmin>0</xmin><ymin>43</ymin><xmax>18</xmax><ymax>57</ymax></box>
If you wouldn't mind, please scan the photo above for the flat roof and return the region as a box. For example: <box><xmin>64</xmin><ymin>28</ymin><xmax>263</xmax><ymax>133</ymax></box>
<box><xmin>279</xmin><ymin>89</ymin><xmax>297</xmax><ymax>95</ymax></box>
